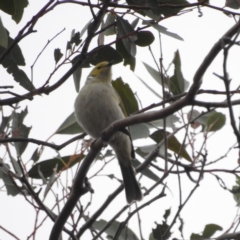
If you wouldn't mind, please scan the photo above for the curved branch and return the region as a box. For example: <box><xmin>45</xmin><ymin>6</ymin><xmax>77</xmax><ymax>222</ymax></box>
<box><xmin>0</xmin><ymin>133</ymin><xmax>86</xmax><ymax>151</ymax></box>
<box><xmin>186</xmin><ymin>19</ymin><xmax>240</xmax><ymax>101</ymax></box>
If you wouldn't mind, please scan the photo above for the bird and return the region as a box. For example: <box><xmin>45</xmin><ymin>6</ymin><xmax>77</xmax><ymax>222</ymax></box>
<box><xmin>74</xmin><ymin>61</ymin><xmax>142</xmax><ymax>203</ymax></box>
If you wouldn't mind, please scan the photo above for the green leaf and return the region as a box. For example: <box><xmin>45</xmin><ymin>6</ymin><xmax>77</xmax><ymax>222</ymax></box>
<box><xmin>55</xmin><ymin>112</ymin><xmax>84</xmax><ymax>135</ymax></box>
<box><xmin>54</xmin><ymin>48</ymin><xmax>63</xmax><ymax>64</ymax></box>
<box><xmin>44</xmin><ymin>169</ymin><xmax>57</xmax><ymax>197</ymax></box>
<box><xmin>116</xmin><ymin>38</ymin><xmax>136</xmax><ymax>70</ymax></box>
<box><xmin>226</xmin><ymin>0</ymin><xmax>240</xmax><ymax>9</ymax></box>
<box><xmin>126</xmin><ymin>0</ymin><xmax>189</xmax><ymax>19</ymax></box>
<box><xmin>134</xmin><ymin>152</ymin><xmax>160</xmax><ymax>182</ymax></box>
<box><xmin>5</xmin><ymin>32</ymin><xmax>25</xmax><ymax>65</ymax></box>
<box><xmin>157</xmin><ymin>0</ymin><xmax>189</xmax><ymax>17</ymax></box>
<box><xmin>232</xmin><ymin>176</ymin><xmax>240</xmax><ymax>206</ymax></box>
<box><xmin>0</xmin><ymin>32</ymin><xmax>34</xmax><ymax>91</ymax></box>
<box><xmin>150</xmin><ymin>129</ymin><xmax>192</xmax><ymax>162</ymax></box>
<box><xmin>191</xmin><ymin>224</ymin><xmax>222</xmax><ymax>239</ymax></box>
<box><xmin>12</xmin><ymin>107</ymin><xmax>31</xmax><ymax>156</ymax></box>
<box><xmin>190</xmin><ymin>233</ymin><xmax>202</xmax><ymax>239</ymax></box>
<box><xmin>188</xmin><ymin>109</ymin><xmax>211</xmax><ymax>126</ymax></box>
<box><xmin>12</xmin><ymin>0</ymin><xmax>28</xmax><ymax>23</ymax></box>
<box><xmin>104</xmin><ymin>13</ymin><xmax>116</xmax><ymax>36</ymax></box>
<box><xmin>142</xmin><ymin>21</ymin><xmax>184</xmax><ymax>41</ymax></box>
<box><xmin>117</xmin><ymin>17</ymin><xmax>137</xmax><ymax>57</ymax></box>
<box><xmin>7</xmin><ymin>64</ymin><xmax>34</xmax><ymax>91</ymax></box>
<box><xmin>152</xmin><ymin>222</ymin><xmax>172</xmax><ymax>240</ymax></box>
<box><xmin>0</xmin><ymin>113</ymin><xmax>12</xmax><ymax>132</ymax></box>
<box><xmin>71</xmin><ymin>56</ymin><xmax>93</xmax><ymax>93</ymax></box>
<box><xmin>80</xmin><ymin>19</ymin><xmax>92</xmax><ymax>37</ymax></box>
<box><xmin>0</xmin><ymin>0</ymin><xmax>15</xmax><ymax>15</ymax></box>
<box><xmin>178</xmin><ymin>217</ymin><xmax>184</xmax><ymax>235</ymax></box>
<box><xmin>163</xmin><ymin>208</ymin><xmax>171</xmax><ymax>220</ymax></box>
<box><xmin>169</xmin><ymin>50</ymin><xmax>189</xmax><ymax>95</ymax></box>
<box><xmin>0</xmin><ymin>17</ymin><xmax>8</xmax><ymax>48</ymax></box>
<box><xmin>130</xmin><ymin>123</ymin><xmax>150</xmax><ymax>140</ymax></box>
<box><xmin>28</xmin><ymin>154</ymin><xmax>84</xmax><ymax>179</ymax></box>
<box><xmin>31</xmin><ymin>147</ymin><xmax>41</xmax><ymax>162</ymax></box>
<box><xmin>206</xmin><ymin>112</ymin><xmax>226</xmax><ymax>132</ymax></box>
<box><xmin>91</xmin><ymin>219</ymin><xmax>139</xmax><ymax>240</ymax></box>
<box><xmin>112</xmin><ymin>77</ymin><xmax>139</xmax><ymax>116</ymax></box>
<box><xmin>131</xmin><ymin>17</ymin><xmax>139</xmax><ymax>29</ymax></box>
<box><xmin>135</xmin><ymin>31</ymin><xmax>155</xmax><ymax>47</ymax></box>
<box><xmin>0</xmin><ymin>0</ymin><xmax>29</xmax><ymax>24</ymax></box>
<box><xmin>70</xmin><ymin>31</ymin><xmax>81</xmax><ymax>46</ymax></box>
<box><xmin>126</xmin><ymin>0</ymin><xmax>145</xmax><ymax>16</ymax></box>
<box><xmin>142</xmin><ymin>61</ymin><xmax>168</xmax><ymax>88</ymax></box>
<box><xmin>188</xmin><ymin>110</ymin><xmax>226</xmax><ymax>132</ymax></box>
<box><xmin>187</xmin><ymin>109</ymin><xmax>202</xmax><ymax>129</ymax></box>
<box><xmin>66</xmin><ymin>41</ymin><xmax>72</xmax><ymax>51</ymax></box>
<box><xmin>202</xmin><ymin>224</ymin><xmax>222</xmax><ymax>238</ymax></box>
<box><xmin>72</xmin><ymin>62</ymin><xmax>82</xmax><ymax>92</ymax></box>
<box><xmin>0</xmin><ymin>163</ymin><xmax>20</xmax><ymax>196</ymax></box>
<box><xmin>149</xmin><ymin>114</ymin><xmax>180</xmax><ymax>129</ymax></box>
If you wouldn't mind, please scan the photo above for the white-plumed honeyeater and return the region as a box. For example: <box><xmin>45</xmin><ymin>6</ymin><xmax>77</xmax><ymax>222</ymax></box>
<box><xmin>74</xmin><ymin>61</ymin><xmax>142</xmax><ymax>203</ymax></box>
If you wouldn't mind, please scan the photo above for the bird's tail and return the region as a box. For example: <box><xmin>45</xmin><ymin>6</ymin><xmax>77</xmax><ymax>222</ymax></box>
<box><xmin>119</xmin><ymin>162</ymin><xmax>142</xmax><ymax>204</ymax></box>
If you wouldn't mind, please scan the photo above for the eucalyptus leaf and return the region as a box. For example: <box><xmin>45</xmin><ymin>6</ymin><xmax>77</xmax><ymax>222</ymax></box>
<box><xmin>142</xmin><ymin>61</ymin><xmax>168</xmax><ymax>87</ymax></box>
<box><xmin>28</xmin><ymin>154</ymin><xmax>84</xmax><ymax>179</ymax></box>
<box><xmin>12</xmin><ymin>107</ymin><xmax>31</xmax><ymax>156</ymax></box>
<box><xmin>130</xmin><ymin>123</ymin><xmax>150</xmax><ymax>140</ymax></box>
<box><xmin>142</xmin><ymin>21</ymin><xmax>184</xmax><ymax>41</ymax></box>
<box><xmin>54</xmin><ymin>48</ymin><xmax>63</xmax><ymax>64</ymax></box>
<box><xmin>0</xmin><ymin>17</ymin><xmax>7</xmax><ymax>48</ymax></box>
<box><xmin>0</xmin><ymin>163</ymin><xmax>20</xmax><ymax>196</ymax></box>
<box><xmin>206</xmin><ymin>112</ymin><xmax>226</xmax><ymax>132</ymax></box>
<box><xmin>169</xmin><ymin>50</ymin><xmax>189</xmax><ymax>95</ymax></box>
<box><xmin>132</xmin><ymin>158</ymin><xmax>160</xmax><ymax>182</ymax></box>
<box><xmin>55</xmin><ymin>112</ymin><xmax>83</xmax><ymax>135</ymax></box>
<box><xmin>92</xmin><ymin>219</ymin><xmax>139</xmax><ymax>240</ymax></box>
<box><xmin>150</xmin><ymin>130</ymin><xmax>192</xmax><ymax>162</ymax></box>
<box><xmin>116</xmin><ymin>38</ymin><xmax>136</xmax><ymax>70</ymax></box>
<box><xmin>117</xmin><ymin>17</ymin><xmax>137</xmax><ymax>57</ymax></box>
<box><xmin>112</xmin><ymin>77</ymin><xmax>139</xmax><ymax>116</ymax></box>
<box><xmin>104</xmin><ymin>13</ymin><xmax>116</xmax><ymax>36</ymax></box>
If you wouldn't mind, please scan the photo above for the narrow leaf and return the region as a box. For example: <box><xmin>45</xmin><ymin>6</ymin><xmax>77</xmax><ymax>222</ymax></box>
<box><xmin>169</xmin><ymin>50</ymin><xmax>189</xmax><ymax>95</ymax></box>
<box><xmin>150</xmin><ymin>130</ymin><xmax>192</xmax><ymax>162</ymax></box>
<box><xmin>92</xmin><ymin>219</ymin><xmax>139</xmax><ymax>240</ymax></box>
<box><xmin>11</xmin><ymin>0</ymin><xmax>28</xmax><ymax>23</ymax></box>
<box><xmin>132</xmin><ymin>158</ymin><xmax>160</xmax><ymax>182</ymax></box>
<box><xmin>55</xmin><ymin>112</ymin><xmax>84</xmax><ymax>135</ymax></box>
<box><xmin>142</xmin><ymin>21</ymin><xmax>184</xmax><ymax>41</ymax></box>
<box><xmin>202</xmin><ymin>224</ymin><xmax>222</xmax><ymax>238</ymax></box>
<box><xmin>0</xmin><ymin>17</ymin><xmax>8</xmax><ymax>48</ymax></box>
<box><xmin>206</xmin><ymin>112</ymin><xmax>226</xmax><ymax>132</ymax></box>
<box><xmin>28</xmin><ymin>154</ymin><xmax>84</xmax><ymax>179</ymax></box>
<box><xmin>117</xmin><ymin>17</ymin><xmax>137</xmax><ymax>57</ymax></box>
<box><xmin>112</xmin><ymin>77</ymin><xmax>139</xmax><ymax>116</ymax></box>
<box><xmin>142</xmin><ymin>61</ymin><xmax>168</xmax><ymax>87</ymax></box>
<box><xmin>54</xmin><ymin>48</ymin><xmax>63</xmax><ymax>64</ymax></box>
<box><xmin>104</xmin><ymin>13</ymin><xmax>116</xmax><ymax>36</ymax></box>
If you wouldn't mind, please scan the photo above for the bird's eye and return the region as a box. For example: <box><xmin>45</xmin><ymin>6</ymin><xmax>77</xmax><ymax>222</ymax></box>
<box><xmin>97</xmin><ymin>66</ymin><xmax>101</xmax><ymax>69</ymax></box>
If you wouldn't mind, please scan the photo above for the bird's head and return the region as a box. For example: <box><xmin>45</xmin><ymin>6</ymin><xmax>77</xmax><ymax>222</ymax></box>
<box><xmin>87</xmin><ymin>61</ymin><xmax>113</xmax><ymax>83</ymax></box>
